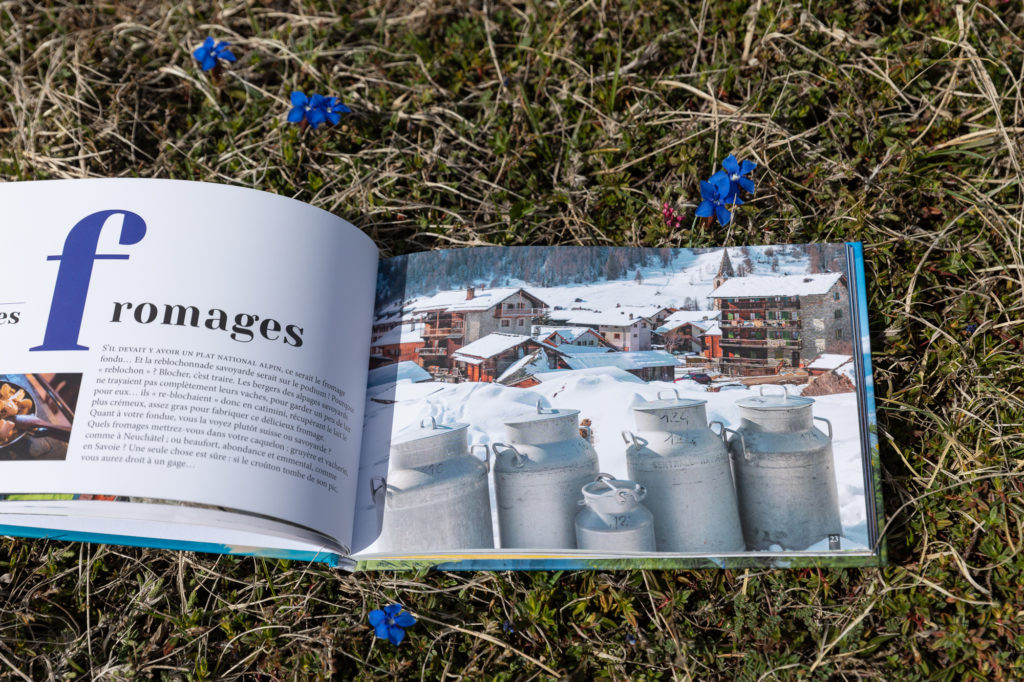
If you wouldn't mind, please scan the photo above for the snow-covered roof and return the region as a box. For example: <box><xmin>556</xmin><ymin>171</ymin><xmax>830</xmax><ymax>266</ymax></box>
<box><xmin>403</xmin><ymin>287</ymin><xmax>546</xmax><ymax>314</ymax></box>
<box><xmin>618</xmin><ymin>304</ymin><xmax>672</xmax><ymax>319</ymax></box>
<box><xmin>564</xmin><ymin>350</ymin><xmax>681</xmax><ymax>371</ymax></box>
<box><xmin>533</xmin><ymin>326</ymin><xmax>588</xmax><ymax>343</ymax></box>
<box><xmin>655</xmin><ymin>309</ymin><xmax>721</xmax><ymax>333</ymax></box>
<box><xmin>808</xmin><ymin>354</ymin><xmax>853</xmax><ymax>371</ymax></box>
<box><xmin>532</xmin><ymin>325</ymin><xmax>578</xmax><ymax>339</ymax></box>
<box><xmin>699</xmin><ymin>322</ymin><xmax>722</xmax><ymax>337</ymax></box>
<box><xmin>548</xmin><ymin>309</ymin><xmax>649</xmax><ymax>328</ymax></box>
<box><xmin>366</xmin><ymin>361</ymin><xmax>432</xmax><ymax>388</ymax></box>
<box><xmin>495</xmin><ymin>349</ymin><xmax>555</xmax><ymax>383</ymax></box>
<box><xmin>553</xmin><ymin>343</ymin><xmax>613</xmax><ymax>355</ymax></box>
<box><xmin>402</xmin><ymin>286</ymin><xmax>515</xmax><ymax>313</ymax></box>
<box><xmin>452</xmin><ymin>333</ymin><xmax>534</xmax><ymax>363</ymax></box>
<box><xmin>534</xmin><ymin>326</ymin><xmax>613</xmax><ymax>348</ymax></box>
<box><xmin>371</xmin><ymin>322</ymin><xmax>424</xmax><ymax>346</ymax></box>
<box><xmin>710</xmin><ymin>273</ymin><xmax>843</xmax><ymax>298</ymax></box>
<box><xmin>450</xmin><ymin>288</ymin><xmax>543</xmax><ymax>312</ymax></box>
<box><xmin>532</xmin><ymin>366</ymin><xmax>645</xmax><ymax>384</ymax></box>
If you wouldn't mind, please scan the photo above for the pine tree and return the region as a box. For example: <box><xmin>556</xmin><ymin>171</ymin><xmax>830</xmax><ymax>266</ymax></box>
<box><xmin>659</xmin><ymin>248</ymin><xmax>673</xmax><ymax>268</ymax></box>
<box><xmin>604</xmin><ymin>252</ymin><xmax>622</xmax><ymax>281</ymax></box>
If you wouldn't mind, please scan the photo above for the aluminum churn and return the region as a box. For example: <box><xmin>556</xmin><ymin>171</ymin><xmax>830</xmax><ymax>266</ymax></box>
<box><xmin>624</xmin><ymin>389</ymin><xmax>745</xmax><ymax>552</ymax></box>
<box><xmin>574</xmin><ymin>474</ymin><xmax>656</xmax><ymax>552</ymax></box>
<box><xmin>492</xmin><ymin>401</ymin><xmax>600</xmax><ymax>548</ymax></box>
<box><xmin>727</xmin><ymin>386</ymin><xmax>842</xmax><ymax>550</ymax></box>
<box><xmin>378</xmin><ymin>417</ymin><xmax>493</xmax><ymax>552</ymax></box>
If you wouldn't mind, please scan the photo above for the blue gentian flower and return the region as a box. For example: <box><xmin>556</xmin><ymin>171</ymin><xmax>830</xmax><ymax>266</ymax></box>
<box><xmin>696</xmin><ymin>170</ymin><xmax>734</xmax><ymax>226</ymax></box>
<box><xmin>721</xmin><ymin>154</ymin><xmax>756</xmax><ymax>202</ymax></box>
<box><xmin>323</xmin><ymin>97</ymin><xmax>352</xmax><ymax>125</ymax></box>
<box><xmin>368</xmin><ymin>603</ymin><xmax>416</xmax><ymax>645</ymax></box>
<box><xmin>192</xmin><ymin>37</ymin><xmax>237</xmax><ymax>72</ymax></box>
<box><xmin>288</xmin><ymin>92</ymin><xmax>329</xmax><ymax>128</ymax></box>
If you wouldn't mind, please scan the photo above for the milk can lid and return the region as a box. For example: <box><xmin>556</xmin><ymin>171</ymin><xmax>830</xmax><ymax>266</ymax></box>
<box><xmin>734</xmin><ymin>385</ymin><xmax>814</xmax><ymax>411</ymax></box>
<box><xmin>632</xmin><ymin>388</ymin><xmax>706</xmax><ymax>413</ymax></box>
<box><xmin>391</xmin><ymin>417</ymin><xmax>469</xmax><ymax>446</ymax></box>
<box><xmin>503</xmin><ymin>401</ymin><xmax>579</xmax><ymax>427</ymax></box>
<box><xmin>581</xmin><ymin>474</ymin><xmax>646</xmax><ymax>508</ymax></box>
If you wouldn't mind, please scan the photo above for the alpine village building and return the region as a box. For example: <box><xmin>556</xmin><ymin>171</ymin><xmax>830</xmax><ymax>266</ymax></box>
<box><xmin>708</xmin><ymin>250</ymin><xmax>850</xmax><ymax>372</ymax></box>
<box><xmin>407</xmin><ymin>287</ymin><xmax>550</xmax><ymax>378</ymax></box>
<box><xmin>654</xmin><ymin>310</ymin><xmax>723</xmax><ymax>358</ymax></box>
<box><xmin>544</xmin><ymin>308</ymin><xmax>656</xmax><ymax>351</ymax></box>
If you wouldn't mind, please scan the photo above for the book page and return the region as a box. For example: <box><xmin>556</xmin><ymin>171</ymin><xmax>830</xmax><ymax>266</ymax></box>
<box><xmin>351</xmin><ymin>244</ymin><xmax>881</xmax><ymax>568</ymax></box>
<box><xmin>0</xmin><ymin>499</ymin><xmax>344</xmax><ymax>562</ymax></box>
<box><xmin>0</xmin><ymin>180</ymin><xmax>377</xmax><ymax>551</ymax></box>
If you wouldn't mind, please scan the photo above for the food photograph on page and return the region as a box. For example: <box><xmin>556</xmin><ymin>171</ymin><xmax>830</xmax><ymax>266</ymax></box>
<box><xmin>0</xmin><ymin>373</ymin><xmax>80</xmax><ymax>462</ymax></box>
<box><xmin>361</xmin><ymin>244</ymin><xmax>875</xmax><ymax>558</ymax></box>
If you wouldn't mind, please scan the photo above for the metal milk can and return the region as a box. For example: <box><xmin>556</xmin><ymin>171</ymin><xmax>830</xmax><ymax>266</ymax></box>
<box><xmin>377</xmin><ymin>417</ymin><xmax>493</xmax><ymax>552</ymax></box>
<box><xmin>624</xmin><ymin>390</ymin><xmax>745</xmax><ymax>552</ymax></box>
<box><xmin>492</xmin><ymin>401</ymin><xmax>600</xmax><ymax>549</ymax></box>
<box><xmin>727</xmin><ymin>386</ymin><xmax>842</xmax><ymax>550</ymax></box>
<box><xmin>574</xmin><ymin>474</ymin><xmax>656</xmax><ymax>552</ymax></box>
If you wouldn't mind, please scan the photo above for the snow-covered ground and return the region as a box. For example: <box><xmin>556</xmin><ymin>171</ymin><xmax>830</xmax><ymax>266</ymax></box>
<box><xmin>352</xmin><ymin>372</ymin><xmax>868</xmax><ymax>554</ymax></box>
<box><xmin>352</xmin><ymin>245</ymin><xmax>870</xmax><ymax>555</ymax></box>
<box><xmin>379</xmin><ymin>246</ymin><xmax>819</xmax><ymax>323</ymax></box>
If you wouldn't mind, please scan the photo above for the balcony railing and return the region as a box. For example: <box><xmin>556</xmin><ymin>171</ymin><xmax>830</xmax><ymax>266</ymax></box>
<box><xmin>721</xmin><ymin>338</ymin><xmax>801</xmax><ymax>348</ymax></box>
<box><xmin>720</xmin><ymin>300</ymin><xmax>801</xmax><ymax>310</ymax></box>
<box><xmin>720</xmin><ymin>338</ymin><xmax>768</xmax><ymax>347</ymax></box>
<box><xmin>422</xmin><ymin>325</ymin><xmax>464</xmax><ymax>337</ymax></box>
<box><xmin>496</xmin><ymin>307</ymin><xmax>548</xmax><ymax>318</ymax></box>
<box><xmin>417</xmin><ymin>347</ymin><xmax>449</xmax><ymax>356</ymax></box>
<box><xmin>719</xmin><ymin>319</ymin><xmax>801</xmax><ymax>329</ymax></box>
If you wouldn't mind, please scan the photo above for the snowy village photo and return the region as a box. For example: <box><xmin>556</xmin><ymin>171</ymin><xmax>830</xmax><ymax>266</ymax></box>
<box><xmin>356</xmin><ymin>244</ymin><xmax>875</xmax><ymax>560</ymax></box>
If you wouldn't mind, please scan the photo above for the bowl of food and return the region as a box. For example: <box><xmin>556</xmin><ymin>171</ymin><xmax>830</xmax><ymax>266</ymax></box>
<box><xmin>0</xmin><ymin>381</ymin><xmax>71</xmax><ymax>449</ymax></box>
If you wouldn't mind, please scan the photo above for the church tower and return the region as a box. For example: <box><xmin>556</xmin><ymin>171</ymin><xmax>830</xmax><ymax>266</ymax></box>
<box><xmin>713</xmin><ymin>248</ymin><xmax>735</xmax><ymax>289</ymax></box>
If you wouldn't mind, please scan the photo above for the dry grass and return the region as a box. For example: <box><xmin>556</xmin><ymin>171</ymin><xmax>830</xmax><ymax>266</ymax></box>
<box><xmin>2</xmin><ymin>0</ymin><xmax>1024</xmax><ymax>679</ymax></box>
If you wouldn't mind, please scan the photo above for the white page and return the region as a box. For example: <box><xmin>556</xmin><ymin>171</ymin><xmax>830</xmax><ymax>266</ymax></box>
<box><xmin>0</xmin><ymin>179</ymin><xmax>377</xmax><ymax>549</ymax></box>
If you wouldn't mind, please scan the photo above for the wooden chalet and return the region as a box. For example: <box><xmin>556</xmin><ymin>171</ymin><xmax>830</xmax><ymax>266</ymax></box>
<box><xmin>369</xmin><ymin>321</ymin><xmax>425</xmax><ymax>368</ymax></box>
<box><xmin>655</xmin><ymin>311</ymin><xmax>722</xmax><ymax>355</ymax></box>
<box><xmin>451</xmin><ymin>333</ymin><xmax>542</xmax><ymax>383</ymax></box>
<box><xmin>411</xmin><ymin>287</ymin><xmax>549</xmax><ymax>375</ymax></box>
<box><xmin>533</xmin><ymin>326</ymin><xmax>616</xmax><ymax>351</ymax></box>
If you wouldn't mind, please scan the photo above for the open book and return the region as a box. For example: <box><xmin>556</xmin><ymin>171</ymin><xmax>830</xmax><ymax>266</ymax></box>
<box><xmin>0</xmin><ymin>179</ymin><xmax>883</xmax><ymax>569</ymax></box>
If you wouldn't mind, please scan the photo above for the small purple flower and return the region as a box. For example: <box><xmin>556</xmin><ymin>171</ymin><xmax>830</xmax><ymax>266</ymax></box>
<box><xmin>288</xmin><ymin>92</ymin><xmax>328</xmax><ymax>128</ymax></box>
<box><xmin>662</xmin><ymin>202</ymin><xmax>684</xmax><ymax>228</ymax></box>
<box><xmin>192</xmin><ymin>37</ymin><xmax>237</xmax><ymax>72</ymax></box>
<box><xmin>323</xmin><ymin>97</ymin><xmax>352</xmax><ymax>125</ymax></box>
<box><xmin>696</xmin><ymin>170</ymin><xmax>735</xmax><ymax>226</ymax></box>
<box><xmin>502</xmin><ymin>620</ymin><xmax>514</xmax><ymax>633</ymax></box>
<box><xmin>721</xmin><ymin>154</ymin><xmax>756</xmax><ymax>203</ymax></box>
<box><xmin>966</xmin><ymin>323</ymin><xmax>978</xmax><ymax>334</ymax></box>
<box><xmin>368</xmin><ymin>603</ymin><xmax>416</xmax><ymax>645</ymax></box>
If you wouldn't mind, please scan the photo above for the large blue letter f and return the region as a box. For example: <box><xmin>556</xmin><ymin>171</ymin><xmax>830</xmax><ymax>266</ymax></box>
<box><xmin>30</xmin><ymin>210</ymin><xmax>147</xmax><ymax>352</ymax></box>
